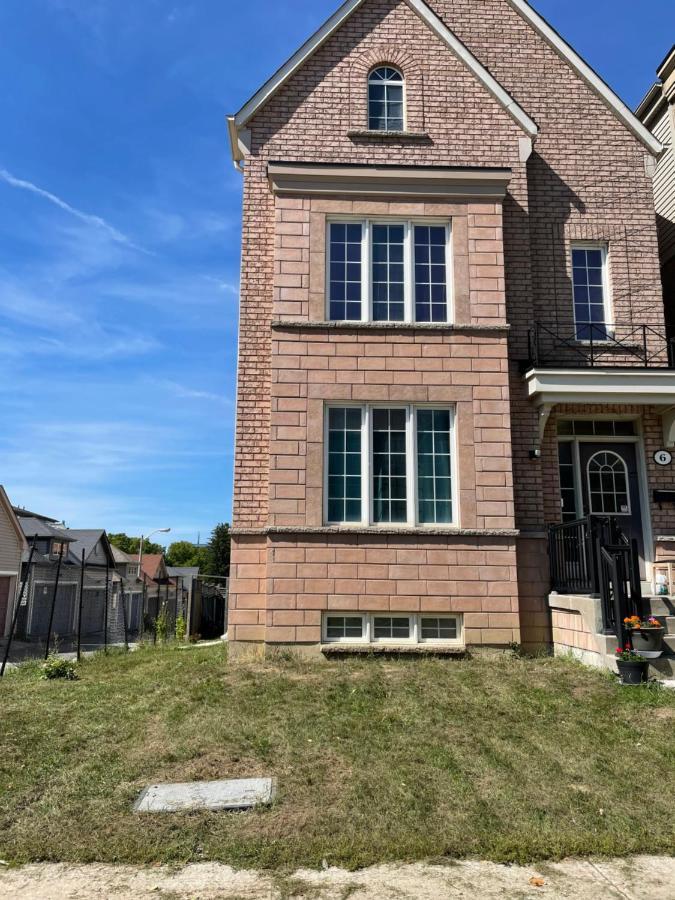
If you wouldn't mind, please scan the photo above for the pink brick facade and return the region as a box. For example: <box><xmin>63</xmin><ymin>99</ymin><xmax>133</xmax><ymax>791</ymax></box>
<box><xmin>228</xmin><ymin>0</ymin><xmax>671</xmax><ymax>652</ymax></box>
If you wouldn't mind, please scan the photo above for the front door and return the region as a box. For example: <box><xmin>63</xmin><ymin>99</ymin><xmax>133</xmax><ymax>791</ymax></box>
<box><xmin>579</xmin><ymin>442</ymin><xmax>645</xmax><ymax>572</ymax></box>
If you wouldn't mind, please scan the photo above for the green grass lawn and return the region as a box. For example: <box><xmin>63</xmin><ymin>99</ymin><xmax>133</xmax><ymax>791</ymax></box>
<box><xmin>0</xmin><ymin>645</ymin><xmax>674</xmax><ymax>869</ymax></box>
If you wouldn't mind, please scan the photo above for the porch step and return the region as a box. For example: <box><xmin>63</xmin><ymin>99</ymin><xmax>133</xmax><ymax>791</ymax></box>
<box><xmin>641</xmin><ymin>595</ymin><xmax>675</xmax><ymax>617</ymax></box>
<box><xmin>600</xmin><ymin>633</ymin><xmax>675</xmax><ymax>679</ymax></box>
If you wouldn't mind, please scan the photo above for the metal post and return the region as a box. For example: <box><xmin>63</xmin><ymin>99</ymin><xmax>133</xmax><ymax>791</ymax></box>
<box><xmin>76</xmin><ymin>548</ymin><xmax>85</xmax><ymax>661</ymax></box>
<box><xmin>121</xmin><ymin>583</ymin><xmax>129</xmax><ymax>651</ymax></box>
<box><xmin>44</xmin><ymin>542</ymin><xmax>65</xmax><ymax>660</ymax></box>
<box><xmin>643</xmin><ymin>324</ymin><xmax>648</xmax><ymax>367</ymax></box>
<box><xmin>174</xmin><ymin>578</ymin><xmax>178</xmax><ymax>638</ymax></box>
<box><xmin>104</xmin><ymin>560</ymin><xmax>109</xmax><ymax>653</ymax></box>
<box><xmin>1</xmin><ymin>535</ymin><xmax>37</xmax><ymax>677</ymax></box>
<box><xmin>141</xmin><ymin>580</ymin><xmax>147</xmax><ymax>640</ymax></box>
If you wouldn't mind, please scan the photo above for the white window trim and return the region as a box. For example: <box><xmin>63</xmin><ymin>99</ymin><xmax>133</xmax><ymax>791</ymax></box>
<box><xmin>326</xmin><ymin>218</ymin><xmax>453</xmax><ymax>325</ymax></box>
<box><xmin>371</xmin><ymin>613</ymin><xmax>416</xmax><ymax>644</ymax></box>
<box><xmin>570</xmin><ymin>242</ymin><xmax>613</xmax><ymax>342</ymax></box>
<box><xmin>367</xmin><ymin>65</ymin><xmax>407</xmax><ymax>132</ymax></box>
<box><xmin>323</xmin><ymin>403</ymin><xmax>458</xmax><ymax>529</ymax></box>
<box><xmin>322</xmin><ymin>613</ymin><xmax>369</xmax><ymax>644</ymax></box>
<box><xmin>322</xmin><ymin>612</ymin><xmax>463</xmax><ymax>647</ymax></box>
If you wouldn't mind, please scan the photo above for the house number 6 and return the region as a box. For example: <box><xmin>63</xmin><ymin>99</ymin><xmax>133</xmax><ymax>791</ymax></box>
<box><xmin>654</xmin><ymin>450</ymin><xmax>673</xmax><ymax>466</ymax></box>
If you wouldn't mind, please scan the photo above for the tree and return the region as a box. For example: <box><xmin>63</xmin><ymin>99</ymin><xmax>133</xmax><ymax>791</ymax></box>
<box><xmin>166</xmin><ymin>541</ymin><xmax>209</xmax><ymax>569</ymax></box>
<box><xmin>204</xmin><ymin>523</ymin><xmax>230</xmax><ymax>577</ymax></box>
<box><xmin>108</xmin><ymin>533</ymin><xmax>165</xmax><ymax>557</ymax></box>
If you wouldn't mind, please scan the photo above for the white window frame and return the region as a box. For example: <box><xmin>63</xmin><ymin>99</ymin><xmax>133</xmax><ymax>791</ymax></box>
<box><xmin>324</xmin><ymin>403</ymin><xmax>458</xmax><ymax>528</ymax></box>
<box><xmin>418</xmin><ymin>615</ymin><xmax>462</xmax><ymax>645</ymax></box>
<box><xmin>322</xmin><ymin>612</ymin><xmax>463</xmax><ymax>646</ymax></box>
<box><xmin>367</xmin><ymin>65</ymin><xmax>406</xmax><ymax>132</ymax></box>
<box><xmin>322</xmin><ymin>613</ymin><xmax>368</xmax><ymax>644</ymax></box>
<box><xmin>570</xmin><ymin>242</ymin><xmax>613</xmax><ymax>341</ymax></box>
<box><xmin>326</xmin><ymin>218</ymin><xmax>453</xmax><ymax>324</ymax></box>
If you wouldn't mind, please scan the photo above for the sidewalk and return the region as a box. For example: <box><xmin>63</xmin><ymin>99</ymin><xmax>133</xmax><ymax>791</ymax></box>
<box><xmin>1</xmin><ymin>856</ymin><xmax>673</xmax><ymax>899</ymax></box>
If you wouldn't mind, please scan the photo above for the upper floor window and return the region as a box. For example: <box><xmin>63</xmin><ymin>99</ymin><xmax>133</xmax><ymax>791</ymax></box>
<box><xmin>571</xmin><ymin>243</ymin><xmax>611</xmax><ymax>341</ymax></box>
<box><xmin>368</xmin><ymin>66</ymin><xmax>404</xmax><ymax>131</ymax></box>
<box><xmin>328</xmin><ymin>220</ymin><xmax>451</xmax><ymax>324</ymax></box>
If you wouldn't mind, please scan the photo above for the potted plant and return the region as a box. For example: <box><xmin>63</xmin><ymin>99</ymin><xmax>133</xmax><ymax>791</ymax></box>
<box><xmin>615</xmin><ymin>645</ymin><xmax>648</xmax><ymax>685</ymax></box>
<box><xmin>624</xmin><ymin>616</ymin><xmax>665</xmax><ymax>659</ymax></box>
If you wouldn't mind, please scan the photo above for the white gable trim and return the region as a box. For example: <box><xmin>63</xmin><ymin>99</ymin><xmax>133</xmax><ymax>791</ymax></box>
<box><xmin>506</xmin><ymin>0</ymin><xmax>663</xmax><ymax>156</ymax></box>
<box><xmin>232</xmin><ymin>0</ymin><xmax>538</xmax><ymax>138</ymax></box>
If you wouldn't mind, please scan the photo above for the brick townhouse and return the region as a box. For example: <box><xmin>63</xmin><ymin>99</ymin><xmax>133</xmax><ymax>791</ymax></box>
<box><xmin>225</xmin><ymin>0</ymin><xmax>675</xmax><ymax>659</ymax></box>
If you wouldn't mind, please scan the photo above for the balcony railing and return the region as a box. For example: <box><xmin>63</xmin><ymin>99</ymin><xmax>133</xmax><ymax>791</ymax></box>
<box><xmin>526</xmin><ymin>322</ymin><xmax>675</xmax><ymax>370</ymax></box>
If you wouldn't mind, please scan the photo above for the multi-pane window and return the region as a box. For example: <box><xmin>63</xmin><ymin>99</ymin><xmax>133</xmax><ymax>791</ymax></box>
<box><xmin>327</xmin><ymin>220</ymin><xmax>451</xmax><ymax>323</ymax></box>
<box><xmin>322</xmin><ymin>613</ymin><xmax>462</xmax><ymax>645</ymax></box>
<box><xmin>325</xmin><ymin>405</ymin><xmax>455</xmax><ymax>526</ymax></box>
<box><xmin>420</xmin><ymin>617</ymin><xmax>458</xmax><ymax>642</ymax></box>
<box><xmin>373</xmin><ymin>616</ymin><xmax>411</xmax><ymax>641</ymax></box>
<box><xmin>587</xmin><ymin>451</ymin><xmax>630</xmax><ymax>515</ymax></box>
<box><xmin>327</xmin><ymin>407</ymin><xmax>363</xmax><ymax>524</ymax></box>
<box><xmin>557</xmin><ymin>419</ymin><xmax>635</xmax><ymax>437</ymax></box>
<box><xmin>324</xmin><ymin>615</ymin><xmax>365</xmax><ymax>642</ymax></box>
<box><xmin>417</xmin><ymin>410</ymin><xmax>453</xmax><ymax>524</ymax></box>
<box><xmin>368</xmin><ymin>66</ymin><xmax>404</xmax><ymax>131</ymax></box>
<box><xmin>372</xmin><ymin>408</ymin><xmax>408</xmax><ymax>524</ymax></box>
<box><xmin>571</xmin><ymin>244</ymin><xmax>610</xmax><ymax>340</ymax></box>
<box><xmin>414</xmin><ymin>226</ymin><xmax>448</xmax><ymax>322</ymax></box>
<box><xmin>372</xmin><ymin>224</ymin><xmax>405</xmax><ymax>321</ymax></box>
<box><xmin>329</xmin><ymin>223</ymin><xmax>363</xmax><ymax>321</ymax></box>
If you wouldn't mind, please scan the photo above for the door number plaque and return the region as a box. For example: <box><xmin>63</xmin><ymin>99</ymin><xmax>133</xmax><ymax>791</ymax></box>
<box><xmin>654</xmin><ymin>449</ymin><xmax>673</xmax><ymax>466</ymax></box>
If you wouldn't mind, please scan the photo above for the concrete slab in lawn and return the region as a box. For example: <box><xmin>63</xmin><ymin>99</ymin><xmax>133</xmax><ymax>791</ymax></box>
<box><xmin>134</xmin><ymin>778</ymin><xmax>276</xmax><ymax>813</ymax></box>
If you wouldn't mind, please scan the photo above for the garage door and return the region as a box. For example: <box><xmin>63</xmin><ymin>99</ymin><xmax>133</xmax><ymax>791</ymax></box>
<box><xmin>29</xmin><ymin>583</ymin><xmax>77</xmax><ymax>638</ymax></box>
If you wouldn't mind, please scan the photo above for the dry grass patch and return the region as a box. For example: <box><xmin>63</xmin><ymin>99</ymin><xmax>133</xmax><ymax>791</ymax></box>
<box><xmin>0</xmin><ymin>644</ymin><xmax>673</xmax><ymax>870</ymax></box>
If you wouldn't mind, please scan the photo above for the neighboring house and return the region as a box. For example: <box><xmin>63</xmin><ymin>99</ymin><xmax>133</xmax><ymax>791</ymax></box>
<box><xmin>637</xmin><ymin>46</ymin><xmax>675</xmax><ymax>352</ymax></box>
<box><xmin>226</xmin><ymin>0</ymin><xmax>675</xmax><ymax>664</ymax></box>
<box><xmin>111</xmin><ymin>545</ymin><xmax>144</xmax><ymax>628</ymax></box>
<box><xmin>66</xmin><ymin>530</ymin><xmax>119</xmax><ymax>635</ymax></box>
<box><xmin>166</xmin><ymin>565</ymin><xmax>200</xmax><ymax>632</ymax></box>
<box><xmin>0</xmin><ymin>487</ymin><xmax>28</xmax><ymax>637</ymax></box>
<box><xmin>14</xmin><ymin>515</ymin><xmax>80</xmax><ymax>640</ymax></box>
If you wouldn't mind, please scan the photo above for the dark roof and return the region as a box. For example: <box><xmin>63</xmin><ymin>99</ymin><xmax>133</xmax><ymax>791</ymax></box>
<box><xmin>66</xmin><ymin>530</ymin><xmax>114</xmax><ymax>565</ymax></box>
<box><xmin>13</xmin><ymin>506</ymin><xmax>59</xmax><ymax>523</ymax></box>
<box><xmin>19</xmin><ymin>517</ymin><xmax>78</xmax><ymax>541</ymax></box>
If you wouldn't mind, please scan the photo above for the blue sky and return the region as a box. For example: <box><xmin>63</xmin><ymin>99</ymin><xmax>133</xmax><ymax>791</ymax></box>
<box><xmin>0</xmin><ymin>0</ymin><xmax>672</xmax><ymax>546</ymax></box>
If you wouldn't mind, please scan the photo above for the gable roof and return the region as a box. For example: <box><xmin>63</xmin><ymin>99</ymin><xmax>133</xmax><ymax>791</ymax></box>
<box><xmin>229</xmin><ymin>0</ymin><xmax>538</xmax><ymax>159</ymax></box>
<box><xmin>0</xmin><ymin>486</ymin><xmax>28</xmax><ymax>552</ymax></box>
<box><xmin>66</xmin><ymin>530</ymin><xmax>116</xmax><ymax>567</ymax></box>
<box><xmin>18</xmin><ymin>517</ymin><xmax>77</xmax><ymax>542</ymax></box>
<box><xmin>229</xmin><ymin>0</ymin><xmax>662</xmax><ymax>163</ymax></box>
<box><xmin>506</xmin><ymin>0</ymin><xmax>662</xmax><ymax>156</ymax></box>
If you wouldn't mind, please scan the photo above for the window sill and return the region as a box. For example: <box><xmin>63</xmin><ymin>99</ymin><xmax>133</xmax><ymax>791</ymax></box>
<box><xmin>231</xmin><ymin>525</ymin><xmax>520</xmax><ymax>537</ymax></box>
<box><xmin>321</xmin><ymin>643</ymin><xmax>466</xmax><ymax>656</ymax></box>
<box><xmin>347</xmin><ymin>129</ymin><xmax>431</xmax><ymax>142</ymax></box>
<box><xmin>271</xmin><ymin>320</ymin><xmax>510</xmax><ymax>333</ymax></box>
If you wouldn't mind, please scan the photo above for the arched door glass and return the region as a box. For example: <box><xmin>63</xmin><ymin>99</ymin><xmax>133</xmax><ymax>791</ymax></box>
<box><xmin>587</xmin><ymin>451</ymin><xmax>630</xmax><ymax>514</ymax></box>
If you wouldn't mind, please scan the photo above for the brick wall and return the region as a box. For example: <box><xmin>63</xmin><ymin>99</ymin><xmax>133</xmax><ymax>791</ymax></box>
<box><xmin>229</xmin><ymin>0</ymin><xmax>667</xmax><ymax>650</ymax></box>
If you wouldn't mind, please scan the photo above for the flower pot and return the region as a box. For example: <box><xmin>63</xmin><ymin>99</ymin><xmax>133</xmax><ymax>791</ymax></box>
<box><xmin>630</xmin><ymin>628</ymin><xmax>665</xmax><ymax>660</ymax></box>
<box><xmin>616</xmin><ymin>658</ymin><xmax>648</xmax><ymax>685</ymax></box>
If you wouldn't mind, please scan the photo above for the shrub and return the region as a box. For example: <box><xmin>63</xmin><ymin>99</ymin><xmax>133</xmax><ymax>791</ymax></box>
<box><xmin>175</xmin><ymin>615</ymin><xmax>186</xmax><ymax>643</ymax></box>
<box><xmin>42</xmin><ymin>655</ymin><xmax>78</xmax><ymax>681</ymax></box>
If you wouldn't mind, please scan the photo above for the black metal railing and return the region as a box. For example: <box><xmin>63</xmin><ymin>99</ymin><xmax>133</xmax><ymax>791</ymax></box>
<box><xmin>549</xmin><ymin>515</ymin><xmax>641</xmax><ymax>641</ymax></box>
<box><xmin>527</xmin><ymin>321</ymin><xmax>675</xmax><ymax>369</ymax></box>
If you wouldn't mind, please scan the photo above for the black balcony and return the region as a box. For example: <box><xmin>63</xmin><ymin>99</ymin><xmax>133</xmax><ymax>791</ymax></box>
<box><xmin>525</xmin><ymin>322</ymin><xmax>675</xmax><ymax>370</ymax></box>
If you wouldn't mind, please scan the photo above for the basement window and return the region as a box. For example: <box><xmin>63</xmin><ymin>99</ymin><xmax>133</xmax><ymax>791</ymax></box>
<box><xmin>322</xmin><ymin>613</ymin><xmax>462</xmax><ymax>646</ymax></box>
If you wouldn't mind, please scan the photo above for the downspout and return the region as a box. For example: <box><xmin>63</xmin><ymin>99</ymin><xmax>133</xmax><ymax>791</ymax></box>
<box><xmin>227</xmin><ymin>116</ymin><xmax>245</xmax><ymax>173</ymax></box>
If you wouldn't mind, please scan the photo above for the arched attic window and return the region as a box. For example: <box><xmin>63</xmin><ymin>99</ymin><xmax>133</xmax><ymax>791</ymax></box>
<box><xmin>368</xmin><ymin>66</ymin><xmax>404</xmax><ymax>131</ymax></box>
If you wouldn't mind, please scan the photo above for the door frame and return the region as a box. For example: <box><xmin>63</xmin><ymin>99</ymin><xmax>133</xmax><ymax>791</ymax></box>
<box><xmin>556</xmin><ymin>415</ymin><xmax>654</xmax><ymax>575</ymax></box>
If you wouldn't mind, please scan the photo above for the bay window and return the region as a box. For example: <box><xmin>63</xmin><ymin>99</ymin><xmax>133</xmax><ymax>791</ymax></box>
<box><xmin>328</xmin><ymin>220</ymin><xmax>452</xmax><ymax>323</ymax></box>
<box><xmin>325</xmin><ymin>404</ymin><xmax>456</xmax><ymax>527</ymax></box>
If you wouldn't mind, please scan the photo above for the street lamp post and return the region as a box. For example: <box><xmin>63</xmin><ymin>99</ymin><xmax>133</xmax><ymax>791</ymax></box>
<box><xmin>138</xmin><ymin>527</ymin><xmax>171</xmax><ymax>577</ymax></box>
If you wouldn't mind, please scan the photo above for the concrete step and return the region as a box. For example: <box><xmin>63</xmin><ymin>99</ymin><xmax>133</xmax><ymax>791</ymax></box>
<box><xmin>648</xmin><ymin>654</ymin><xmax>675</xmax><ymax>678</ymax></box>
<box><xmin>641</xmin><ymin>595</ymin><xmax>675</xmax><ymax>617</ymax></box>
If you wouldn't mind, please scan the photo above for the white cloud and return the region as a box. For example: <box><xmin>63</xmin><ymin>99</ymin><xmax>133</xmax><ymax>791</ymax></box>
<box><xmin>0</xmin><ymin>167</ymin><xmax>149</xmax><ymax>254</ymax></box>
